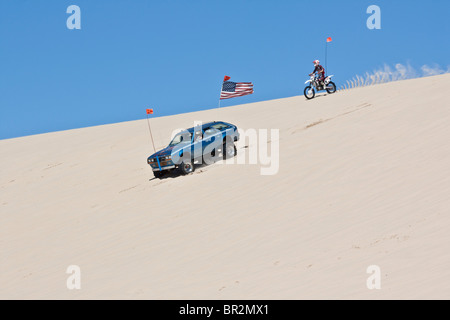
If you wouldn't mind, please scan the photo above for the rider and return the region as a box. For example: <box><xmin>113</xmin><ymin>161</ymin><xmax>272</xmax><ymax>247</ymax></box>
<box><xmin>309</xmin><ymin>60</ymin><xmax>325</xmax><ymax>87</ymax></box>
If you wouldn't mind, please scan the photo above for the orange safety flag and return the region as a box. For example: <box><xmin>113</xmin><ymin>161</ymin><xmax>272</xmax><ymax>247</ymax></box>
<box><xmin>224</xmin><ymin>75</ymin><xmax>231</xmax><ymax>82</ymax></box>
<box><xmin>327</xmin><ymin>37</ymin><xmax>332</xmax><ymax>42</ymax></box>
<box><xmin>146</xmin><ymin>109</ymin><xmax>153</xmax><ymax>115</ymax></box>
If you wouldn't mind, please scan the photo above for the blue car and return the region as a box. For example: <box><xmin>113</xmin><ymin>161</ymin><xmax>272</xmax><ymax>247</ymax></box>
<box><xmin>147</xmin><ymin>121</ymin><xmax>240</xmax><ymax>178</ymax></box>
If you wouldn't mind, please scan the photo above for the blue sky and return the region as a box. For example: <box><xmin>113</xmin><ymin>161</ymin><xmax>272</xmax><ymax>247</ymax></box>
<box><xmin>1</xmin><ymin>0</ymin><xmax>449</xmax><ymax>139</ymax></box>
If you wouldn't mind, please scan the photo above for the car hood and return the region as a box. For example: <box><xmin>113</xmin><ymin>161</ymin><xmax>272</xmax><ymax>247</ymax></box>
<box><xmin>148</xmin><ymin>146</ymin><xmax>174</xmax><ymax>159</ymax></box>
<box><xmin>148</xmin><ymin>142</ymin><xmax>189</xmax><ymax>159</ymax></box>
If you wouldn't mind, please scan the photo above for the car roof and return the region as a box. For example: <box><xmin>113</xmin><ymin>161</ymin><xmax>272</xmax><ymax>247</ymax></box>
<box><xmin>185</xmin><ymin>121</ymin><xmax>232</xmax><ymax>133</ymax></box>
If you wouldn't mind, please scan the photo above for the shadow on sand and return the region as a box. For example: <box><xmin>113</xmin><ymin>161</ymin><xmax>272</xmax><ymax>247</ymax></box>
<box><xmin>148</xmin><ymin>162</ymin><xmax>213</xmax><ymax>181</ymax></box>
<box><xmin>305</xmin><ymin>92</ymin><xmax>331</xmax><ymax>100</ymax></box>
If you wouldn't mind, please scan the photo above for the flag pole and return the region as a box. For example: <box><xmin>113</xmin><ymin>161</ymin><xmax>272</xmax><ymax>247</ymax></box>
<box><xmin>217</xmin><ymin>80</ymin><xmax>222</xmax><ymax>120</ymax></box>
<box><xmin>218</xmin><ymin>76</ymin><xmax>229</xmax><ymax>120</ymax></box>
<box><xmin>146</xmin><ymin>112</ymin><xmax>156</xmax><ymax>153</ymax></box>
<box><xmin>218</xmin><ymin>82</ymin><xmax>222</xmax><ymax>109</ymax></box>
<box><xmin>325</xmin><ymin>37</ymin><xmax>332</xmax><ymax>74</ymax></box>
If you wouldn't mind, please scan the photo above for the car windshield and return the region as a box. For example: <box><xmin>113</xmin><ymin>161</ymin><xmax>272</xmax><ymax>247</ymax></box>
<box><xmin>169</xmin><ymin>131</ymin><xmax>192</xmax><ymax>147</ymax></box>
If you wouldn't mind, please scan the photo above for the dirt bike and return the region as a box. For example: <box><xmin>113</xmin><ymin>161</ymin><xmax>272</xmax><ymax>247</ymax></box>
<box><xmin>304</xmin><ymin>74</ymin><xmax>336</xmax><ymax>99</ymax></box>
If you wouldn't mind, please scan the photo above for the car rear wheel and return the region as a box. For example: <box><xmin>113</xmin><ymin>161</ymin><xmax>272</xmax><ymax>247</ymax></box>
<box><xmin>223</xmin><ymin>142</ymin><xmax>237</xmax><ymax>159</ymax></box>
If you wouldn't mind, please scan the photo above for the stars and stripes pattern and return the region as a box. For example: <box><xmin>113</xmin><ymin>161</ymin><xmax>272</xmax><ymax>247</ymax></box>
<box><xmin>220</xmin><ymin>81</ymin><xmax>254</xmax><ymax>100</ymax></box>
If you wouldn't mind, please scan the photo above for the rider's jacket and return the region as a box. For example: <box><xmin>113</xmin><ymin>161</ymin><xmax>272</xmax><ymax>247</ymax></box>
<box><xmin>312</xmin><ymin>65</ymin><xmax>325</xmax><ymax>79</ymax></box>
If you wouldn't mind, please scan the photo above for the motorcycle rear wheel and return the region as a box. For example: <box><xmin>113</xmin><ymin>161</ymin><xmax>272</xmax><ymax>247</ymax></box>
<box><xmin>326</xmin><ymin>81</ymin><xmax>336</xmax><ymax>94</ymax></box>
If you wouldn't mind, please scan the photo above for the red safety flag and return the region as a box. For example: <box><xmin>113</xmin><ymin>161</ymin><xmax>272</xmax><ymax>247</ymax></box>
<box><xmin>146</xmin><ymin>109</ymin><xmax>153</xmax><ymax>115</ymax></box>
<box><xmin>327</xmin><ymin>37</ymin><xmax>332</xmax><ymax>42</ymax></box>
<box><xmin>223</xmin><ymin>75</ymin><xmax>231</xmax><ymax>82</ymax></box>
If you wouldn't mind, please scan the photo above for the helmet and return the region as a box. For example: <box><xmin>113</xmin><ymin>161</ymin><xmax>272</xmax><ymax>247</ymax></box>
<box><xmin>313</xmin><ymin>60</ymin><xmax>320</xmax><ymax>66</ymax></box>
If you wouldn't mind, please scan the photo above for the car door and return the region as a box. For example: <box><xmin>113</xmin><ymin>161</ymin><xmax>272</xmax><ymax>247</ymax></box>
<box><xmin>191</xmin><ymin>129</ymin><xmax>204</xmax><ymax>160</ymax></box>
<box><xmin>202</xmin><ymin>128</ymin><xmax>214</xmax><ymax>151</ymax></box>
<box><xmin>203</xmin><ymin>127</ymin><xmax>223</xmax><ymax>156</ymax></box>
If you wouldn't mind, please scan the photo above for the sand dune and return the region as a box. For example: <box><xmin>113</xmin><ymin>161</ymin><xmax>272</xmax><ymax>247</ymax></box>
<box><xmin>1</xmin><ymin>74</ymin><xmax>450</xmax><ymax>299</ymax></box>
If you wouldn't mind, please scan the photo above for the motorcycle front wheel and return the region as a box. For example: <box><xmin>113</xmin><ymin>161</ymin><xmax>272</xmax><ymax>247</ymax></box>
<box><xmin>326</xmin><ymin>81</ymin><xmax>336</xmax><ymax>94</ymax></box>
<box><xmin>304</xmin><ymin>86</ymin><xmax>315</xmax><ymax>99</ymax></box>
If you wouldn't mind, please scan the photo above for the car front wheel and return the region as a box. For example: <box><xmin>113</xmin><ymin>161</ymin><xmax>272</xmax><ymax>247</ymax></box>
<box><xmin>153</xmin><ymin>170</ymin><xmax>164</xmax><ymax>179</ymax></box>
<box><xmin>179</xmin><ymin>159</ymin><xmax>195</xmax><ymax>175</ymax></box>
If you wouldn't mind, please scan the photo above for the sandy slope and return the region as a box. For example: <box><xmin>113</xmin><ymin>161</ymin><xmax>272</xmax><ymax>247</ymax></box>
<box><xmin>1</xmin><ymin>74</ymin><xmax>450</xmax><ymax>299</ymax></box>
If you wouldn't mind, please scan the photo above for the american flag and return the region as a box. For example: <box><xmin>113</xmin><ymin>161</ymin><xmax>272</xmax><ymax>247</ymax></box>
<box><xmin>220</xmin><ymin>81</ymin><xmax>254</xmax><ymax>100</ymax></box>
